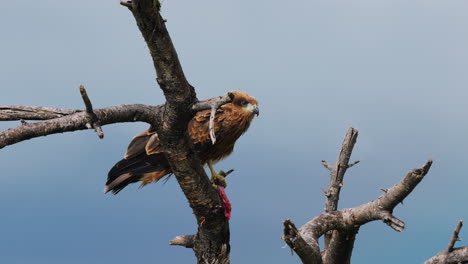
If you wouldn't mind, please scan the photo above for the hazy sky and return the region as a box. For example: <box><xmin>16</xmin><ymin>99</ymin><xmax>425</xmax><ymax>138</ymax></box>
<box><xmin>1</xmin><ymin>1</ymin><xmax>467</xmax><ymax>263</ymax></box>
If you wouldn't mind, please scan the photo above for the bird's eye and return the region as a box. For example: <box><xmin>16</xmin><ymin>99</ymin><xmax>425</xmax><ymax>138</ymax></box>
<box><xmin>239</xmin><ymin>100</ymin><xmax>248</xmax><ymax>106</ymax></box>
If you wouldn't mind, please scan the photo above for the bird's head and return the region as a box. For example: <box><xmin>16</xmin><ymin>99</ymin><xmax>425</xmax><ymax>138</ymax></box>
<box><xmin>228</xmin><ymin>91</ymin><xmax>259</xmax><ymax>118</ymax></box>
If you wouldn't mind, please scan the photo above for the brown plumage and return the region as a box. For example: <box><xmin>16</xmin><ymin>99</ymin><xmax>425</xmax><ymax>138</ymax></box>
<box><xmin>105</xmin><ymin>91</ymin><xmax>259</xmax><ymax>194</ymax></box>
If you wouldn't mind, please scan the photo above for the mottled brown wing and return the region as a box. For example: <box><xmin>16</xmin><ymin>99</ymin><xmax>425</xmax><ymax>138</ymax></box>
<box><xmin>188</xmin><ymin>108</ymin><xmax>227</xmax><ymax>152</ymax></box>
<box><xmin>124</xmin><ymin>128</ymin><xmax>163</xmax><ymax>159</ymax></box>
<box><xmin>146</xmin><ymin>133</ymin><xmax>163</xmax><ymax>155</ymax></box>
<box><xmin>124</xmin><ymin>129</ymin><xmax>153</xmax><ymax>159</ymax></box>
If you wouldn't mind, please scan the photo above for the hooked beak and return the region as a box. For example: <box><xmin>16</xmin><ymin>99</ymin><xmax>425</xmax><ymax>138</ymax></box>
<box><xmin>246</xmin><ymin>103</ymin><xmax>260</xmax><ymax>116</ymax></box>
<box><xmin>252</xmin><ymin>105</ymin><xmax>259</xmax><ymax>116</ymax></box>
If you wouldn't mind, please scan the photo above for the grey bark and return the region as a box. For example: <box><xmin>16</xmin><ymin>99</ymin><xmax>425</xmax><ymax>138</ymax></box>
<box><xmin>322</xmin><ymin>127</ymin><xmax>359</xmax><ymax>253</ymax></box>
<box><xmin>283</xmin><ymin>128</ymin><xmax>438</xmax><ymax>264</ymax></box>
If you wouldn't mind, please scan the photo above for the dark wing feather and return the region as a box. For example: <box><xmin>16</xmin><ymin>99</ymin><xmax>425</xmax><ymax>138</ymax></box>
<box><xmin>125</xmin><ymin>129</ymin><xmax>153</xmax><ymax>159</ymax></box>
<box><xmin>106</xmin><ymin>153</ymin><xmax>170</xmax><ymax>194</ymax></box>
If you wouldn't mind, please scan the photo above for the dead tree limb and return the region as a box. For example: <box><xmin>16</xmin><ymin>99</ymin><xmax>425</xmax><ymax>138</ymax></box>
<box><xmin>283</xmin><ymin>219</ymin><xmax>322</xmax><ymax>264</ymax></box>
<box><xmin>0</xmin><ymin>106</ymin><xmax>80</xmax><ymax>121</ymax></box>
<box><xmin>0</xmin><ymin>104</ymin><xmax>160</xmax><ymax>149</ymax></box>
<box><xmin>0</xmin><ymin>93</ymin><xmax>231</xmax><ymax>149</ymax></box>
<box><xmin>283</xmin><ymin>128</ymin><xmax>433</xmax><ymax>264</ymax></box>
<box><xmin>322</xmin><ymin>127</ymin><xmax>359</xmax><ymax>249</ymax></box>
<box><xmin>122</xmin><ymin>1</ymin><xmax>232</xmax><ymax>263</ymax></box>
<box><xmin>424</xmin><ymin>220</ymin><xmax>468</xmax><ymax>264</ymax></box>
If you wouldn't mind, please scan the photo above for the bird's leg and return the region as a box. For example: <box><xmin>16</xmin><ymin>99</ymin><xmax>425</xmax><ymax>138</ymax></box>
<box><xmin>207</xmin><ymin>160</ymin><xmax>228</xmax><ymax>188</ymax></box>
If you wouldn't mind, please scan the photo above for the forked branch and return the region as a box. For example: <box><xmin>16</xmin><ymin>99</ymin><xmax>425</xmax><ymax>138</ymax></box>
<box><xmin>283</xmin><ymin>128</ymin><xmax>433</xmax><ymax>264</ymax></box>
<box><xmin>322</xmin><ymin>127</ymin><xmax>359</xmax><ymax>248</ymax></box>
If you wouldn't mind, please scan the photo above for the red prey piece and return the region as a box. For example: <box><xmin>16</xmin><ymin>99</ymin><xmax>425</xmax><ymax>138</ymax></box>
<box><xmin>217</xmin><ymin>186</ymin><xmax>232</xmax><ymax>220</ymax></box>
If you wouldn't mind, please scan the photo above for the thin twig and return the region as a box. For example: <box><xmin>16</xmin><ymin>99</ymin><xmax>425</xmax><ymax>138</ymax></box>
<box><xmin>348</xmin><ymin>160</ymin><xmax>360</xmax><ymax>168</ymax></box>
<box><xmin>79</xmin><ymin>85</ymin><xmax>104</xmax><ymax>139</ymax></box>
<box><xmin>169</xmin><ymin>235</ymin><xmax>195</xmax><ymax>248</ymax></box>
<box><xmin>448</xmin><ymin>220</ymin><xmax>464</xmax><ymax>252</ymax></box>
<box><xmin>120</xmin><ymin>1</ymin><xmax>132</xmax><ymax>9</ymax></box>
<box><xmin>321</xmin><ymin>160</ymin><xmax>332</xmax><ymax>171</ymax></box>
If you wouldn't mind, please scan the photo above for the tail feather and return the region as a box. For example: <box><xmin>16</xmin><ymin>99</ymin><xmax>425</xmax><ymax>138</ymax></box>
<box><xmin>106</xmin><ymin>153</ymin><xmax>170</xmax><ymax>194</ymax></box>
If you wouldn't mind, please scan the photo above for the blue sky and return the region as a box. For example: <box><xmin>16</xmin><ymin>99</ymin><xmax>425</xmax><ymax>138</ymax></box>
<box><xmin>1</xmin><ymin>1</ymin><xmax>467</xmax><ymax>263</ymax></box>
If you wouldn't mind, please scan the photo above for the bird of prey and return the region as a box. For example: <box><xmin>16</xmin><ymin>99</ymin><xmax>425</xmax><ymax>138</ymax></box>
<box><xmin>105</xmin><ymin>91</ymin><xmax>259</xmax><ymax>194</ymax></box>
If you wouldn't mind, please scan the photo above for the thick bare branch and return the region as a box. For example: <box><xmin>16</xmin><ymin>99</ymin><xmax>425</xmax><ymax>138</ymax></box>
<box><xmin>0</xmin><ymin>104</ymin><xmax>160</xmax><ymax>149</ymax></box>
<box><xmin>0</xmin><ymin>106</ymin><xmax>80</xmax><ymax>121</ymax></box>
<box><xmin>0</xmin><ymin>94</ymin><xmax>234</xmax><ymax>150</ymax></box>
<box><xmin>424</xmin><ymin>247</ymin><xmax>468</xmax><ymax>264</ymax></box>
<box><xmin>126</xmin><ymin>1</ymin><xmax>230</xmax><ymax>263</ymax></box>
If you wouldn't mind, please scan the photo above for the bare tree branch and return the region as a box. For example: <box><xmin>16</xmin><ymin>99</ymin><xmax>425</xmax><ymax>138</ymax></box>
<box><xmin>448</xmin><ymin>220</ymin><xmax>464</xmax><ymax>253</ymax></box>
<box><xmin>424</xmin><ymin>247</ymin><xmax>468</xmax><ymax>264</ymax></box>
<box><xmin>126</xmin><ymin>1</ymin><xmax>230</xmax><ymax>262</ymax></box>
<box><xmin>424</xmin><ymin>220</ymin><xmax>468</xmax><ymax>264</ymax></box>
<box><xmin>320</xmin><ymin>160</ymin><xmax>431</xmax><ymax>264</ymax></box>
<box><xmin>0</xmin><ymin>106</ymin><xmax>80</xmax><ymax>121</ymax></box>
<box><xmin>301</xmin><ymin>160</ymin><xmax>431</xmax><ymax>264</ymax></box>
<box><xmin>284</xmin><ymin>127</ymin><xmax>434</xmax><ymax>264</ymax></box>
<box><xmin>0</xmin><ymin>104</ymin><xmax>160</xmax><ymax>149</ymax></box>
<box><xmin>323</xmin><ymin>127</ymin><xmax>358</xmax><ymax>250</ymax></box>
<box><xmin>302</xmin><ymin>159</ymin><xmax>432</xmax><ymax>237</ymax></box>
<box><xmin>282</xmin><ymin>220</ymin><xmax>322</xmax><ymax>264</ymax></box>
<box><xmin>0</xmin><ymin>94</ymin><xmax>232</xmax><ymax>150</ymax></box>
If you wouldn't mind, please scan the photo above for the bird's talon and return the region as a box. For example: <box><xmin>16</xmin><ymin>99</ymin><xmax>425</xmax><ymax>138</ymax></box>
<box><xmin>210</xmin><ymin>173</ymin><xmax>227</xmax><ymax>188</ymax></box>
